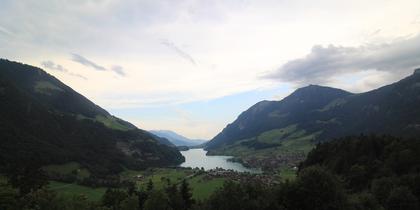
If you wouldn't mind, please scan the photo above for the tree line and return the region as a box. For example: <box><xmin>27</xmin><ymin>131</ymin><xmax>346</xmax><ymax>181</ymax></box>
<box><xmin>1</xmin><ymin>134</ymin><xmax>419</xmax><ymax>210</ymax></box>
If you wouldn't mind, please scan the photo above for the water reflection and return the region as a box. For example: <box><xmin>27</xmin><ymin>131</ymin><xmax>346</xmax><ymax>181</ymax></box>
<box><xmin>180</xmin><ymin>148</ymin><xmax>261</xmax><ymax>173</ymax></box>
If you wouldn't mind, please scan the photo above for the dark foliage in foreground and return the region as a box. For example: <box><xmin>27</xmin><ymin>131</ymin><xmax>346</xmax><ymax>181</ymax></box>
<box><xmin>2</xmin><ymin>135</ymin><xmax>419</xmax><ymax>210</ymax></box>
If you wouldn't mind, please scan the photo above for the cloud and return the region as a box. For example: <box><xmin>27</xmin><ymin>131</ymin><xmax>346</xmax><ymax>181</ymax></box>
<box><xmin>369</xmin><ymin>29</ymin><xmax>381</xmax><ymax>37</ymax></box>
<box><xmin>161</xmin><ymin>40</ymin><xmax>196</xmax><ymax>65</ymax></box>
<box><xmin>41</xmin><ymin>60</ymin><xmax>66</xmax><ymax>72</ymax></box>
<box><xmin>41</xmin><ymin>60</ymin><xmax>87</xmax><ymax>80</ymax></box>
<box><xmin>111</xmin><ymin>65</ymin><xmax>126</xmax><ymax>76</ymax></box>
<box><xmin>70</xmin><ymin>53</ymin><xmax>125</xmax><ymax>76</ymax></box>
<box><xmin>413</xmin><ymin>14</ymin><xmax>420</xmax><ymax>24</ymax></box>
<box><xmin>71</xmin><ymin>53</ymin><xmax>106</xmax><ymax>71</ymax></box>
<box><xmin>263</xmin><ymin>34</ymin><xmax>420</xmax><ymax>86</ymax></box>
<box><xmin>67</xmin><ymin>72</ymin><xmax>88</xmax><ymax>80</ymax></box>
<box><xmin>0</xmin><ymin>26</ymin><xmax>12</xmax><ymax>37</ymax></box>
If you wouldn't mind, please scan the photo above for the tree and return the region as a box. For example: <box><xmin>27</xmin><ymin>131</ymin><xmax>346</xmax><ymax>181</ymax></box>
<box><xmin>206</xmin><ymin>181</ymin><xmax>246</xmax><ymax>210</ymax></box>
<box><xmin>137</xmin><ymin>188</ymin><xmax>149</xmax><ymax>210</ymax></box>
<box><xmin>6</xmin><ymin>160</ymin><xmax>48</xmax><ymax>196</ymax></box>
<box><xmin>0</xmin><ymin>183</ymin><xmax>18</xmax><ymax>209</ymax></box>
<box><xmin>127</xmin><ymin>181</ymin><xmax>137</xmax><ymax>196</ymax></box>
<box><xmin>180</xmin><ymin>179</ymin><xmax>194</xmax><ymax>209</ymax></box>
<box><xmin>348</xmin><ymin>192</ymin><xmax>382</xmax><ymax>210</ymax></box>
<box><xmin>102</xmin><ymin>188</ymin><xmax>128</xmax><ymax>210</ymax></box>
<box><xmin>205</xmin><ymin>180</ymin><xmax>276</xmax><ymax>210</ymax></box>
<box><xmin>386</xmin><ymin>187</ymin><xmax>419</xmax><ymax>210</ymax></box>
<box><xmin>166</xmin><ymin>183</ymin><xmax>184</xmax><ymax>210</ymax></box>
<box><xmin>147</xmin><ymin>179</ymin><xmax>154</xmax><ymax>192</ymax></box>
<box><xmin>371</xmin><ymin>177</ymin><xmax>396</xmax><ymax>204</ymax></box>
<box><xmin>347</xmin><ymin>164</ymin><xmax>368</xmax><ymax>192</ymax></box>
<box><xmin>143</xmin><ymin>190</ymin><xmax>171</xmax><ymax>210</ymax></box>
<box><xmin>19</xmin><ymin>188</ymin><xmax>62</xmax><ymax>210</ymax></box>
<box><xmin>289</xmin><ymin>166</ymin><xmax>349</xmax><ymax>210</ymax></box>
<box><xmin>120</xmin><ymin>195</ymin><xmax>139</xmax><ymax>210</ymax></box>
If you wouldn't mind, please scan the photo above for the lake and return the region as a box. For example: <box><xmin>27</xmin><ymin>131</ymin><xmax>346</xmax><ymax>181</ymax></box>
<box><xmin>180</xmin><ymin>148</ymin><xmax>261</xmax><ymax>173</ymax></box>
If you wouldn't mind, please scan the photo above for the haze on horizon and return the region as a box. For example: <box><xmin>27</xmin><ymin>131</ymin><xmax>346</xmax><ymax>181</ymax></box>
<box><xmin>1</xmin><ymin>0</ymin><xmax>420</xmax><ymax>139</ymax></box>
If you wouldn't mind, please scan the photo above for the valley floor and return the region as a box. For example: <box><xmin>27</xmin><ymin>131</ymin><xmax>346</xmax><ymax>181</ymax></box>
<box><xmin>45</xmin><ymin>166</ymin><xmax>292</xmax><ymax>201</ymax></box>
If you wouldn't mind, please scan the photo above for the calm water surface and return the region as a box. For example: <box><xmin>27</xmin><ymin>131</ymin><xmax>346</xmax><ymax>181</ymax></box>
<box><xmin>180</xmin><ymin>149</ymin><xmax>261</xmax><ymax>173</ymax></box>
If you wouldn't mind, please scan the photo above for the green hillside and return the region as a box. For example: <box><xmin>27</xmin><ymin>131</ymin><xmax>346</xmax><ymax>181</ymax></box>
<box><xmin>0</xmin><ymin>59</ymin><xmax>184</xmax><ymax>177</ymax></box>
<box><xmin>206</xmin><ymin>69</ymin><xmax>420</xmax><ymax>169</ymax></box>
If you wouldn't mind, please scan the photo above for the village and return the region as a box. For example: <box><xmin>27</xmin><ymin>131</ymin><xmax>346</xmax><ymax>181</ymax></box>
<box><xmin>131</xmin><ymin>166</ymin><xmax>294</xmax><ymax>189</ymax></box>
<box><xmin>233</xmin><ymin>152</ymin><xmax>305</xmax><ymax>171</ymax></box>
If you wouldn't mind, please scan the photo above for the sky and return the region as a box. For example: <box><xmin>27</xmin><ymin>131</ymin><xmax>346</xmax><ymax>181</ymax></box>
<box><xmin>1</xmin><ymin>0</ymin><xmax>420</xmax><ymax>139</ymax></box>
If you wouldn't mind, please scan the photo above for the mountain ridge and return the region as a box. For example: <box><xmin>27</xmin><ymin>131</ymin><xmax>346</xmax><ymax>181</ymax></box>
<box><xmin>0</xmin><ymin>59</ymin><xmax>184</xmax><ymax>176</ymax></box>
<box><xmin>206</xmin><ymin>85</ymin><xmax>352</xmax><ymax>150</ymax></box>
<box><xmin>205</xmin><ymin>69</ymin><xmax>420</xmax><ymax>169</ymax></box>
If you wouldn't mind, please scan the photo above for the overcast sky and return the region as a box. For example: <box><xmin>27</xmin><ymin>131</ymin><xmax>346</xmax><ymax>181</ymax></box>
<box><xmin>1</xmin><ymin>0</ymin><xmax>420</xmax><ymax>139</ymax></box>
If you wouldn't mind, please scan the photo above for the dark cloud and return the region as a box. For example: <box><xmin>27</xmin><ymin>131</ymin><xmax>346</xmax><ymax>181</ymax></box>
<box><xmin>161</xmin><ymin>40</ymin><xmax>196</xmax><ymax>65</ymax></box>
<box><xmin>41</xmin><ymin>60</ymin><xmax>87</xmax><ymax>80</ymax></box>
<box><xmin>68</xmin><ymin>72</ymin><xmax>88</xmax><ymax>80</ymax></box>
<box><xmin>111</xmin><ymin>65</ymin><xmax>126</xmax><ymax>76</ymax></box>
<box><xmin>263</xmin><ymin>34</ymin><xmax>420</xmax><ymax>85</ymax></box>
<box><xmin>70</xmin><ymin>53</ymin><xmax>126</xmax><ymax>76</ymax></box>
<box><xmin>71</xmin><ymin>53</ymin><xmax>107</xmax><ymax>71</ymax></box>
<box><xmin>41</xmin><ymin>60</ymin><xmax>67</xmax><ymax>72</ymax></box>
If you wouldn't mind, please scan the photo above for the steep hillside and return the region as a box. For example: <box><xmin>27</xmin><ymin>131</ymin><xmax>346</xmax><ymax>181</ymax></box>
<box><xmin>207</xmin><ymin>85</ymin><xmax>352</xmax><ymax>149</ymax></box>
<box><xmin>0</xmin><ymin>59</ymin><xmax>184</xmax><ymax>176</ymax></box>
<box><xmin>150</xmin><ymin>130</ymin><xmax>207</xmax><ymax>146</ymax></box>
<box><xmin>206</xmin><ymin>69</ymin><xmax>420</xmax><ymax>169</ymax></box>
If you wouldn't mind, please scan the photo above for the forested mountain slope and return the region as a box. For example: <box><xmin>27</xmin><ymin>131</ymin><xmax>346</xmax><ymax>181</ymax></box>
<box><xmin>0</xmin><ymin>59</ymin><xmax>184</xmax><ymax>176</ymax></box>
<box><xmin>206</xmin><ymin>69</ymin><xmax>420</xmax><ymax>169</ymax></box>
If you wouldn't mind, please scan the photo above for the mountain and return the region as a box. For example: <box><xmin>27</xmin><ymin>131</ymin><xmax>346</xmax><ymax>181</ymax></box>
<box><xmin>0</xmin><ymin>59</ymin><xmax>184</xmax><ymax>176</ymax></box>
<box><xmin>150</xmin><ymin>130</ymin><xmax>207</xmax><ymax>146</ymax></box>
<box><xmin>150</xmin><ymin>134</ymin><xmax>176</xmax><ymax>147</ymax></box>
<box><xmin>206</xmin><ymin>69</ymin><xmax>420</xmax><ymax>169</ymax></box>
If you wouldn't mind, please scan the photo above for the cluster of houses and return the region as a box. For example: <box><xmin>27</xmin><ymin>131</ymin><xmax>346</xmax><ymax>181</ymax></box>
<box><xmin>130</xmin><ymin>165</ymin><xmax>296</xmax><ymax>187</ymax></box>
<box><xmin>242</xmin><ymin>152</ymin><xmax>305</xmax><ymax>170</ymax></box>
<box><xmin>203</xmin><ymin>168</ymin><xmax>282</xmax><ymax>186</ymax></box>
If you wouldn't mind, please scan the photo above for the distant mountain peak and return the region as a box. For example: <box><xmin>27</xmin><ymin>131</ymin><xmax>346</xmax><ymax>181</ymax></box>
<box><xmin>149</xmin><ymin>130</ymin><xmax>207</xmax><ymax>146</ymax></box>
<box><xmin>295</xmin><ymin>84</ymin><xmax>347</xmax><ymax>93</ymax></box>
<box><xmin>287</xmin><ymin>84</ymin><xmax>352</xmax><ymax>101</ymax></box>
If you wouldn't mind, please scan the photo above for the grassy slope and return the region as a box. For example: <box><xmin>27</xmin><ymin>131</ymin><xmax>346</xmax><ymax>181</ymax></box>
<box><xmin>208</xmin><ymin>125</ymin><xmax>321</xmax><ymax>170</ymax></box>
<box><xmin>121</xmin><ymin>168</ymin><xmax>226</xmax><ymax>200</ymax></box>
<box><xmin>95</xmin><ymin>115</ymin><xmax>131</xmax><ymax>131</ymax></box>
<box><xmin>277</xmin><ymin>167</ymin><xmax>297</xmax><ymax>181</ymax></box>
<box><xmin>34</xmin><ymin>81</ymin><xmax>64</xmax><ymax>95</ymax></box>
<box><xmin>0</xmin><ymin>175</ymin><xmax>7</xmax><ymax>184</ymax></box>
<box><xmin>211</xmin><ymin>127</ymin><xmax>319</xmax><ymax>157</ymax></box>
<box><xmin>188</xmin><ymin>176</ymin><xmax>225</xmax><ymax>200</ymax></box>
<box><xmin>48</xmin><ymin>181</ymin><xmax>106</xmax><ymax>201</ymax></box>
<box><xmin>48</xmin><ymin>168</ymin><xmax>226</xmax><ymax>202</ymax></box>
<box><xmin>76</xmin><ymin>114</ymin><xmax>131</xmax><ymax>131</ymax></box>
<box><xmin>43</xmin><ymin>162</ymin><xmax>90</xmax><ymax>179</ymax></box>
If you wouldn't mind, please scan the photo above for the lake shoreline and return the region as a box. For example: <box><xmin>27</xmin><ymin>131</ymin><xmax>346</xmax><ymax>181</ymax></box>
<box><xmin>180</xmin><ymin>148</ymin><xmax>261</xmax><ymax>173</ymax></box>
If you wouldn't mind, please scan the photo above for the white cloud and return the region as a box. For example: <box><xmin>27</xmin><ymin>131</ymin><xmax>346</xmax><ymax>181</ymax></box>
<box><xmin>263</xmin><ymin>34</ymin><xmax>420</xmax><ymax>88</ymax></box>
<box><xmin>161</xmin><ymin>40</ymin><xmax>196</xmax><ymax>65</ymax></box>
